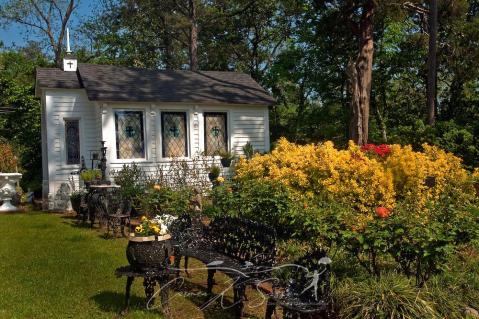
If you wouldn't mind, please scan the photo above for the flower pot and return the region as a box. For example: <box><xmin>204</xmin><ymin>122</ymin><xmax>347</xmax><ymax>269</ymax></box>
<box><xmin>126</xmin><ymin>234</ymin><xmax>172</xmax><ymax>271</ymax></box>
<box><xmin>220</xmin><ymin>158</ymin><xmax>232</xmax><ymax>168</ymax></box>
<box><xmin>208</xmin><ymin>173</ymin><xmax>218</xmax><ymax>182</ymax></box>
<box><xmin>0</xmin><ymin>173</ymin><xmax>22</xmax><ymax>212</ymax></box>
<box><xmin>70</xmin><ymin>196</ymin><xmax>82</xmax><ymax>214</ymax></box>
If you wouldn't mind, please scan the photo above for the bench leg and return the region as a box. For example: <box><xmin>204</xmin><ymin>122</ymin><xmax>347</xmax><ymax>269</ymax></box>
<box><xmin>284</xmin><ymin>309</ymin><xmax>299</xmax><ymax>319</ymax></box>
<box><xmin>143</xmin><ymin>277</ymin><xmax>156</xmax><ymax>307</ymax></box>
<box><xmin>121</xmin><ymin>276</ymin><xmax>134</xmax><ymax>315</ymax></box>
<box><xmin>158</xmin><ymin>274</ymin><xmax>171</xmax><ymax>316</ymax></box>
<box><xmin>207</xmin><ymin>269</ymin><xmax>216</xmax><ymax>295</ymax></box>
<box><xmin>233</xmin><ymin>283</ymin><xmax>246</xmax><ymax>319</ymax></box>
<box><xmin>265</xmin><ymin>297</ymin><xmax>276</xmax><ymax>319</ymax></box>
<box><xmin>174</xmin><ymin>255</ymin><xmax>182</xmax><ymax>277</ymax></box>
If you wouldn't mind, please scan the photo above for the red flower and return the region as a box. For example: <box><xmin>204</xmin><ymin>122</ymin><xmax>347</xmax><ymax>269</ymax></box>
<box><xmin>375</xmin><ymin>206</ymin><xmax>390</xmax><ymax>219</ymax></box>
<box><xmin>361</xmin><ymin>143</ymin><xmax>391</xmax><ymax>157</ymax></box>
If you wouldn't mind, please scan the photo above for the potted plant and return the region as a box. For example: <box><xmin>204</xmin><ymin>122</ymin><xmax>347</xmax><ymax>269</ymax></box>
<box><xmin>126</xmin><ymin>214</ymin><xmax>177</xmax><ymax>271</ymax></box>
<box><xmin>208</xmin><ymin>165</ymin><xmax>221</xmax><ymax>182</ymax></box>
<box><xmin>242</xmin><ymin>142</ymin><xmax>255</xmax><ymax>160</ymax></box>
<box><xmin>80</xmin><ymin>169</ymin><xmax>101</xmax><ymax>189</ymax></box>
<box><xmin>70</xmin><ymin>190</ymin><xmax>86</xmax><ymax>214</ymax></box>
<box><xmin>0</xmin><ymin>140</ymin><xmax>22</xmax><ymax>212</ymax></box>
<box><xmin>218</xmin><ymin>150</ymin><xmax>235</xmax><ymax>168</ymax></box>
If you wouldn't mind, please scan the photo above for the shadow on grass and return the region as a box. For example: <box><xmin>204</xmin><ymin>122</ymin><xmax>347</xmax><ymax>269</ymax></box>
<box><xmin>169</xmin><ymin>277</ymin><xmax>259</xmax><ymax>319</ymax></box>
<box><xmin>91</xmin><ymin>291</ymin><xmax>162</xmax><ymax>315</ymax></box>
<box><xmin>61</xmin><ymin>220</ymin><xmax>93</xmax><ymax>230</ymax></box>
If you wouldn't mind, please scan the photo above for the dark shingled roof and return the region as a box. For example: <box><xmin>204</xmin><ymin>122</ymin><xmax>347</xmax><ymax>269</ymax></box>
<box><xmin>36</xmin><ymin>68</ymin><xmax>82</xmax><ymax>89</ymax></box>
<box><xmin>36</xmin><ymin>63</ymin><xmax>275</xmax><ymax>106</ymax></box>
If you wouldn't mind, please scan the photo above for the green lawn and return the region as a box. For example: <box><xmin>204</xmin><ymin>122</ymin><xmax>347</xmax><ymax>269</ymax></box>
<box><xmin>0</xmin><ymin>212</ymin><xmax>265</xmax><ymax>319</ymax></box>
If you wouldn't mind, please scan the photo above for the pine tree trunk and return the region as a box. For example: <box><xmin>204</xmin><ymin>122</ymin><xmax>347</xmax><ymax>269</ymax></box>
<box><xmin>189</xmin><ymin>0</ymin><xmax>198</xmax><ymax>72</ymax></box>
<box><xmin>426</xmin><ymin>0</ymin><xmax>437</xmax><ymax>125</ymax></box>
<box><xmin>349</xmin><ymin>0</ymin><xmax>375</xmax><ymax>146</ymax></box>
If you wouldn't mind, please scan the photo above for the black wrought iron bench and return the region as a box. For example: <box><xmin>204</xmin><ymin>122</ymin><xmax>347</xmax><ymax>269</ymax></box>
<box><xmin>172</xmin><ymin>216</ymin><xmax>277</xmax><ymax>319</ymax></box>
<box><xmin>265</xmin><ymin>249</ymin><xmax>331</xmax><ymax>319</ymax></box>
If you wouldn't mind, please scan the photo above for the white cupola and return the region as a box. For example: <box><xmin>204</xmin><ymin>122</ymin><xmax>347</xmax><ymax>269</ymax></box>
<box><xmin>63</xmin><ymin>28</ymin><xmax>77</xmax><ymax>72</ymax></box>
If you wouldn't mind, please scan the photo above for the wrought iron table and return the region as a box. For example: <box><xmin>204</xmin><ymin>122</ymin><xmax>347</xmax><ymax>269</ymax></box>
<box><xmin>115</xmin><ymin>265</ymin><xmax>170</xmax><ymax>316</ymax></box>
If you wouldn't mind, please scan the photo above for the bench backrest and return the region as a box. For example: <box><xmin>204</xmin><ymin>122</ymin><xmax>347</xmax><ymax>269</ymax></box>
<box><xmin>204</xmin><ymin>217</ymin><xmax>277</xmax><ymax>267</ymax></box>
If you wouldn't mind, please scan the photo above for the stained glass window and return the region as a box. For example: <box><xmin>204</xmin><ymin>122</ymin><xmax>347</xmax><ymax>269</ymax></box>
<box><xmin>115</xmin><ymin>111</ymin><xmax>145</xmax><ymax>159</ymax></box>
<box><xmin>204</xmin><ymin>113</ymin><xmax>227</xmax><ymax>156</ymax></box>
<box><xmin>162</xmin><ymin>112</ymin><xmax>188</xmax><ymax>157</ymax></box>
<box><xmin>65</xmin><ymin>119</ymin><xmax>80</xmax><ymax>164</ymax></box>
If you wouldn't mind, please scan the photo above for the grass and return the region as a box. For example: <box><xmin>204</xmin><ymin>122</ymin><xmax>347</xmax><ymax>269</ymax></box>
<box><xmin>0</xmin><ymin>212</ymin><xmax>266</xmax><ymax>319</ymax></box>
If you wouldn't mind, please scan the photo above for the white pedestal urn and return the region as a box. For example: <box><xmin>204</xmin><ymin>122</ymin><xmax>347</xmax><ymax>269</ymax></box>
<box><xmin>0</xmin><ymin>173</ymin><xmax>22</xmax><ymax>212</ymax></box>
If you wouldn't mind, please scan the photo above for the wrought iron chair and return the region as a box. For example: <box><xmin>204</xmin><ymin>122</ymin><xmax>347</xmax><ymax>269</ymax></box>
<box><xmin>265</xmin><ymin>249</ymin><xmax>331</xmax><ymax>319</ymax></box>
<box><xmin>104</xmin><ymin>191</ymin><xmax>132</xmax><ymax>237</ymax></box>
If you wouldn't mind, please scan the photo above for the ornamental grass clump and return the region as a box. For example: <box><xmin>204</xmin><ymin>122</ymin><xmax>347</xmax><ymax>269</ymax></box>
<box><xmin>332</xmin><ymin>273</ymin><xmax>440</xmax><ymax>319</ymax></box>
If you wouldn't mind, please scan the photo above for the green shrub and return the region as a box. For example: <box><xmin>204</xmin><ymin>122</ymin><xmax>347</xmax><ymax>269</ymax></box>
<box><xmin>332</xmin><ymin>273</ymin><xmax>440</xmax><ymax>319</ymax></box>
<box><xmin>112</xmin><ymin>163</ymin><xmax>145</xmax><ymax>204</ymax></box>
<box><xmin>139</xmin><ymin>184</ymin><xmax>193</xmax><ymax>217</ymax></box>
<box><xmin>388</xmin><ymin>120</ymin><xmax>479</xmax><ymax>169</ymax></box>
<box><xmin>305</xmin><ymin>197</ymin><xmax>479</xmax><ymax>285</ymax></box>
<box><xmin>385</xmin><ymin>201</ymin><xmax>479</xmax><ymax>286</ymax></box>
<box><xmin>204</xmin><ymin>179</ymin><xmax>294</xmax><ymax>237</ymax></box>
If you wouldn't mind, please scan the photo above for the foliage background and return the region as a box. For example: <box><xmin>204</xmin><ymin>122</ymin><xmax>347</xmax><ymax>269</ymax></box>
<box><xmin>1</xmin><ymin>0</ymin><xmax>479</xmax><ymax>189</ymax></box>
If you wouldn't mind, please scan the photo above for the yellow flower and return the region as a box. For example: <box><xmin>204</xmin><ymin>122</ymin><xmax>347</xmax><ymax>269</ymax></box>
<box><xmin>153</xmin><ymin>184</ymin><xmax>161</xmax><ymax>191</ymax></box>
<box><xmin>141</xmin><ymin>216</ymin><xmax>148</xmax><ymax>222</ymax></box>
<box><xmin>235</xmin><ymin>137</ymin><xmax>475</xmax><ymax>225</ymax></box>
<box><xmin>217</xmin><ymin>176</ymin><xmax>225</xmax><ymax>183</ymax></box>
<box><xmin>135</xmin><ymin>225</ymin><xmax>143</xmax><ymax>233</ymax></box>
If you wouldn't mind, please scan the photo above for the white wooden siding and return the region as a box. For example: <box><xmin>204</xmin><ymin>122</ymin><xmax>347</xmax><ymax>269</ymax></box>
<box><xmin>44</xmin><ymin>89</ymin><xmax>101</xmax><ymax>208</ymax></box>
<box><xmin>231</xmin><ymin>109</ymin><xmax>269</xmax><ymax>154</ymax></box>
<box><xmin>43</xmin><ymin>89</ymin><xmax>270</xmax><ymax>209</ymax></box>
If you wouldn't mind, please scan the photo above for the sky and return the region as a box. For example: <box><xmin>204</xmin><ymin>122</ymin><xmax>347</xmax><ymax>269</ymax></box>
<box><xmin>0</xmin><ymin>0</ymin><xmax>97</xmax><ymax>49</ymax></box>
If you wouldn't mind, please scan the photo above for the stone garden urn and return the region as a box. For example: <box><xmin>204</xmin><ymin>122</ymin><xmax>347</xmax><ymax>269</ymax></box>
<box><xmin>0</xmin><ymin>173</ymin><xmax>22</xmax><ymax>212</ymax></box>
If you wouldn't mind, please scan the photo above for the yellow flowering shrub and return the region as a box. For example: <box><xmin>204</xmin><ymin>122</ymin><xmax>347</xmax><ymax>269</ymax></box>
<box><xmin>236</xmin><ymin>138</ymin><xmax>475</xmax><ymax>217</ymax></box>
<box><xmin>236</xmin><ymin>138</ymin><xmax>395</xmax><ymax>214</ymax></box>
<box><xmin>473</xmin><ymin>168</ymin><xmax>479</xmax><ymax>182</ymax></box>
<box><xmin>385</xmin><ymin>144</ymin><xmax>473</xmax><ymax>210</ymax></box>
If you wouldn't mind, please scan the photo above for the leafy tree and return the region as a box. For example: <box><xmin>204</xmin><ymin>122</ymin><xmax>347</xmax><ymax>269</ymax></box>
<box><xmin>0</xmin><ymin>48</ymin><xmax>48</xmax><ymax>191</ymax></box>
<box><xmin>0</xmin><ymin>0</ymin><xmax>79</xmax><ymax>67</ymax></box>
